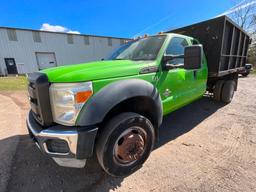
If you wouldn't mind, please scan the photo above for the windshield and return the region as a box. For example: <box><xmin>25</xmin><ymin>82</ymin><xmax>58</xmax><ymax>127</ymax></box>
<box><xmin>111</xmin><ymin>36</ymin><xmax>166</xmax><ymax>61</ymax></box>
<box><xmin>108</xmin><ymin>42</ymin><xmax>133</xmax><ymax>60</ymax></box>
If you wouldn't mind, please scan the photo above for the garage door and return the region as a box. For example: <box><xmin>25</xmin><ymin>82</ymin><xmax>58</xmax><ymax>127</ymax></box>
<box><xmin>36</xmin><ymin>52</ymin><xmax>57</xmax><ymax>70</ymax></box>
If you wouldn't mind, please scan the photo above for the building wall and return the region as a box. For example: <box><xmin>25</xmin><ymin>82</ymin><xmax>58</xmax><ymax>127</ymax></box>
<box><xmin>0</xmin><ymin>28</ymin><xmax>127</xmax><ymax>75</ymax></box>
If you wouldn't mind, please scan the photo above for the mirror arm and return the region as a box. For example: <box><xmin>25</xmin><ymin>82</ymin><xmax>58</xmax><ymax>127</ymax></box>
<box><xmin>173</xmin><ymin>54</ymin><xmax>184</xmax><ymax>59</ymax></box>
<box><xmin>163</xmin><ymin>54</ymin><xmax>185</xmax><ymax>70</ymax></box>
<box><xmin>164</xmin><ymin>54</ymin><xmax>184</xmax><ymax>60</ymax></box>
<box><xmin>174</xmin><ymin>63</ymin><xmax>184</xmax><ymax>68</ymax></box>
<box><xmin>165</xmin><ymin>63</ymin><xmax>184</xmax><ymax>69</ymax></box>
<box><xmin>163</xmin><ymin>54</ymin><xmax>184</xmax><ymax>63</ymax></box>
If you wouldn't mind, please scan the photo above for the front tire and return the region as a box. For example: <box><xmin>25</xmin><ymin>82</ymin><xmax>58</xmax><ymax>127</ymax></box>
<box><xmin>96</xmin><ymin>112</ymin><xmax>155</xmax><ymax>177</ymax></box>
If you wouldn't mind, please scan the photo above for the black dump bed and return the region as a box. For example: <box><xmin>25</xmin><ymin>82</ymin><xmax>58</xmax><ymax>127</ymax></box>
<box><xmin>168</xmin><ymin>16</ymin><xmax>251</xmax><ymax>77</ymax></box>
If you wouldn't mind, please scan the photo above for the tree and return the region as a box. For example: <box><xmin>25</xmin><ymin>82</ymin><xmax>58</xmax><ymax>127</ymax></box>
<box><xmin>229</xmin><ymin>0</ymin><xmax>256</xmax><ymax>65</ymax></box>
<box><xmin>229</xmin><ymin>0</ymin><xmax>256</xmax><ymax>32</ymax></box>
<box><xmin>248</xmin><ymin>14</ymin><xmax>256</xmax><ymax>65</ymax></box>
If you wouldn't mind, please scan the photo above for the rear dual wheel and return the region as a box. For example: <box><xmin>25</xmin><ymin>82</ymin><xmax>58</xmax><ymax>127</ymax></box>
<box><xmin>213</xmin><ymin>80</ymin><xmax>236</xmax><ymax>103</ymax></box>
<box><xmin>213</xmin><ymin>80</ymin><xmax>224</xmax><ymax>101</ymax></box>
<box><xmin>221</xmin><ymin>80</ymin><xmax>236</xmax><ymax>103</ymax></box>
<box><xmin>96</xmin><ymin>112</ymin><xmax>155</xmax><ymax>177</ymax></box>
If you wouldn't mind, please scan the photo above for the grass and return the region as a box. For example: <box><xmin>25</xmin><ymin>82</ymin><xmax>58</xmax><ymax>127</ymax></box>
<box><xmin>251</xmin><ymin>70</ymin><xmax>256</xmax><ymax>75</ymax></box>
<box><xmin>0</xmin><ymin>76</ymin><xmax>27</xmax><ymax>91</ymax></box>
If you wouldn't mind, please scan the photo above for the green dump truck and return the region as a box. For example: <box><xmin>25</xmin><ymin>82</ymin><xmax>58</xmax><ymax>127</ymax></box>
<box><xmin>26</xmin><ymin>16</ymin><xmax>251</xmax><ymax>177</ymax></box>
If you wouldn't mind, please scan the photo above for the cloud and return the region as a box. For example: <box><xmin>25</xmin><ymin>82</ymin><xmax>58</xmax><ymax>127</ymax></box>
<box><xmin>218</xmin><ymin>0</ymin><xmax>256</xmax><ymax>16</ymax></box>
<box><xmin>67</xmin><ymin>30</ymin><xmax>80</xmax><ymax>34</ymax></box>
<box><xmin>40</xmin><ymin>23</ymin><xmax>80</xmax><ymax>34</ymax></box>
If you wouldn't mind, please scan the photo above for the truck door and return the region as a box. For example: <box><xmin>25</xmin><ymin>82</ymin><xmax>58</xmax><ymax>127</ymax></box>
<box><xmin>157</xmin><ymin>37</ymin><xmax>195</xmax><ymax>115</ymax></box>
<box><xmin>188</xmin><ymin>39</ymin><xmax>207</xmax><ymax>101</ymax></box>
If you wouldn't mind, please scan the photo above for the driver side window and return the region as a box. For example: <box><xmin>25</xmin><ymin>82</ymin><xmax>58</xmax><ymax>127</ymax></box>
<box><xmin>166</xmin><ymin>37</ymin><xmax>188</xmax><ymax>65</ymax></box>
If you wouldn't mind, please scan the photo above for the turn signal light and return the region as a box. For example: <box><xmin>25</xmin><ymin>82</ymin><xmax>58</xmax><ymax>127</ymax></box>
<box><xmin>75</xmin><ymin>90</ymin><xmax>93</xmax><ymax>104</ymax></box>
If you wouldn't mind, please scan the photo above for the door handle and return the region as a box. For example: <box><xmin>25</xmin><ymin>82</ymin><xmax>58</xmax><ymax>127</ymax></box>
<box><xmin>193</xmin><ymin>70</ymin><xmax>197</xmax><ymax>79</ymax></box>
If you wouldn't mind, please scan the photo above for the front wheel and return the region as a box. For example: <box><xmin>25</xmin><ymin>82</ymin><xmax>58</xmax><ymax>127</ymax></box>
<box><xmin>96</xmin><ymin>112</ymin><xmax>155</xmax><ymax>177</ymax></box>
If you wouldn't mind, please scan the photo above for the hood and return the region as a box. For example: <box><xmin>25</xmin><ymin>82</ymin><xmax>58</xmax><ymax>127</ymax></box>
<box><xmin>41</xmin><ymin>60</ymin><xmax>151</xmax><ymax>83</ymax></box>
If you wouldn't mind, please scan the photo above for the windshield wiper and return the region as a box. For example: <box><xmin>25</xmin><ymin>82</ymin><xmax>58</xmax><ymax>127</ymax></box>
<box><xmin>132</xmin><ymin>58</ymin><xmax>154</xmax><ymax>61</ymax></box>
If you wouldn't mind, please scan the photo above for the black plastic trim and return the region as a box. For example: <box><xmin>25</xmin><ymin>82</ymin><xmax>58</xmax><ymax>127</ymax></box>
<box><xmin>77</xmin><ymin>127</ymin><xmax>98</xmax><ymax>159</ymax></box>
<box><xmin>27</xmin><ymin>110</ymin><xmax>98</xmax><ymax>159</ymax></box>
<box><xmin>27</xmin><ymin>72</ymin><xmax>53</xmax><ymax>126</ymax></box>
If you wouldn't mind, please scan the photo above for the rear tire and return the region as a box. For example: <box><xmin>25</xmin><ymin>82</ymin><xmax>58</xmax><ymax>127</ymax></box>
<box><xmin>221</xmin><ymin>80</ymin><xmax>236</xmax><ymax>103</ymax></box>
<box><xmin>213</xmin><ymin>80</ymin><xmax>224</xmax><ymax>101</ymax></box>
<box><xmin>96</xmin><ymin>112</ymin><xmax>155</xmax><ymax>177</ymax></box>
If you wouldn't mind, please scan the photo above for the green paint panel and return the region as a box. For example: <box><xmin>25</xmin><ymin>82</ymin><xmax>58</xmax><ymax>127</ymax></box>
<box><xmin>42</xmin><ymin>60</ymin><xmax>150</xmax><ymax>83</ymax></box>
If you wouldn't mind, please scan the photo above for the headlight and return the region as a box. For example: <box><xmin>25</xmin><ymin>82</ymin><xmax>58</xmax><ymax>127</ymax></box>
<box><xmin>49</xmin><ymin>82</ymin><xmax>93</xmax><ymax>126</ymax></box>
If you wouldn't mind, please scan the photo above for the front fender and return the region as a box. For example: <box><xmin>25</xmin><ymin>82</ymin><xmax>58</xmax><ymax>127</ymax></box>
<box><xmin>76</xmin><ymin>79</ymin><xmax>162</xmax><ymax>127</ymax></box>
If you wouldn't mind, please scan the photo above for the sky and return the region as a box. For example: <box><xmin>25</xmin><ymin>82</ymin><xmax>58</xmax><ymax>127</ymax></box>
<box><xmin>0</xmin><ymin>0</ymin><xmax>244</xmax><ymax>38</ymax></box>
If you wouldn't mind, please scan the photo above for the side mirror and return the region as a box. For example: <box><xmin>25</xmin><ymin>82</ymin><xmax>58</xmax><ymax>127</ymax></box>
<box><xmin>184</xmin><ymin>45</ymin><xmax>203</xmax><ymax>70</ymax></box>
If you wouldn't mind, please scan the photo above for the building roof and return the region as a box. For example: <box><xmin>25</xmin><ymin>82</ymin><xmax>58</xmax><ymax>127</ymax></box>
<box><xmin>0</xmin><ymin>26</ymin><xmax>130</xmax><ymax>40</ymax></box>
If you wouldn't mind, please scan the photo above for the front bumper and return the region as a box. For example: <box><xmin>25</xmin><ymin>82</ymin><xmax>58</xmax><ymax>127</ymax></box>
<box><xmin>26</xmin><ymin>110</ymin><xmax>98</xmax><ymax>168</ymax></box>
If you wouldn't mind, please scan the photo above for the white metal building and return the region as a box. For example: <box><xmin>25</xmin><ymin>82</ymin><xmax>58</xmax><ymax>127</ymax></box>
<box><xmin>0</xmin><ymin>27</ymin><xmax>129</xmax><ymax>75</ymax></box>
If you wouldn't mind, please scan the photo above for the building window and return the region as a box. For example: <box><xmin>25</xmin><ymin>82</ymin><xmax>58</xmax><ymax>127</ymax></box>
<box><xmin>108</xmin><ymin>38</ymin><xmax>112</xmax><ymax>46</ymax></box>
<box><xmin>120</xmin><ymin>39</ymin><xmax>126</xmax><ymax>45</ymax></box>
<box><xmin>84</xmin><ymin>36</ymin><xmax>90</xmax><ymax>45</ymax></box>
<box><xmin>32</xmin><ymin>31</ymin><xmax>41</xmax><ymax>42</ymax></box>
<box><xmin>67</xmin><ymin>34</ymin><xmax>74</xmax><ymax>44</ymax></box>
<box><xmin>7</xmin><ymin>29</ymin><xmax>17</xmax><ymax>41</ymax></box>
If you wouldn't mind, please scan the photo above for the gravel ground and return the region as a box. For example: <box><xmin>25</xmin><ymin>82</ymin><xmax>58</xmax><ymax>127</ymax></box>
<box><xmin>0</xmin><ymin>75</ymin><xmax>255</xmax><ymax>192</ymax></box>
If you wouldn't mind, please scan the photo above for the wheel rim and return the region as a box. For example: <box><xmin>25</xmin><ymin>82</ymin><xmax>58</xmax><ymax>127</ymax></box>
<box><xmin>113</xmin><ymin>126</ymin><xmax>147</xmax><ymax>166</ymax></box>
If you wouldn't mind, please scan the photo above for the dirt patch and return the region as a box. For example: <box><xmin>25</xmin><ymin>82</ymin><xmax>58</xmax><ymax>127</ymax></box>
<box><xmin>0</xmin><ymin>92</ymin><xmax>27</xmax><ymax>192</ymax></box>
<box><xmin>1</xmin><ymin>76</ymin><xmax>256</xmax><ymax>192</ymax></box>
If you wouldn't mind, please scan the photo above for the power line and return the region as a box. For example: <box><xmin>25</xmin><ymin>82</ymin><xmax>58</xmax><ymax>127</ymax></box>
<box><xmin>132</xmin><ymin>13</ymin><xmax>175</xmax><ymax>38</ymax></box>
<box><xmin>217</xmin><ymin>0</ymin><xmax>256</xmax><ymax>16</ymax></box>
